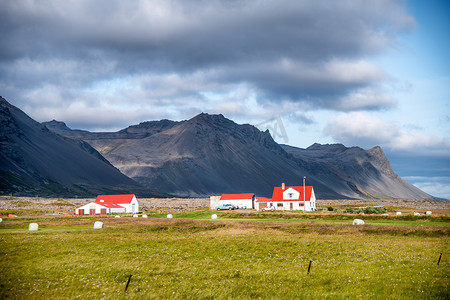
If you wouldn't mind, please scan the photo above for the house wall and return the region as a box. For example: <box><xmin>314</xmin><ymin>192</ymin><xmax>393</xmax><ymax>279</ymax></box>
<box><xmin>256</xmin><ymin>201</ymin><xmax>314</xmax><ymax>211</ymax></box>
<box><xmin>219</xmin><ymin>199</ymin><xmax>254</xmax><ymax>209</ymax></box>
<box><xmin>210</xmin><ymin>196</ymin><xmax>221</xmax><ymax>209</ymax></box>
<box><xmin>120</xmin><ymin>196</ymin><xmax>139</xmax><ymax>213</ymax></box>
<box><xmin>75</xmin><ymin>203</ymin><xmax>109</xmax><ymax>215</ymax></box>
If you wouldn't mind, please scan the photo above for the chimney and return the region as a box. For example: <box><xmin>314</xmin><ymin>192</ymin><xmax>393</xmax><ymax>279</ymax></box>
<box><xmin>281</xmin><ymin>182</ymin><xmax>285</xmax><ymax>190</ymax></box>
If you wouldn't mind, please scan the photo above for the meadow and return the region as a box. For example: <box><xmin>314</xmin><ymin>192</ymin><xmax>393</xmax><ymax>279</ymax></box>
<box><xmin>0</xmin><ymin>211</ymin><xmax>448</xmax><ymax>299</ymax></box>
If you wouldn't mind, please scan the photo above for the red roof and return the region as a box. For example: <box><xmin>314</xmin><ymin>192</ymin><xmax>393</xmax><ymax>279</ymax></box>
<box><xmin>255</xmin><ymin>197</ymin><xmax>272</xmax><ymax>202</ymax></box>
<box><xmin>271</xmin><ymin>186</ymin><xmax>313</xmax><ymax>202</ymax></box>
<box><xmin>95</xmin><ymin>202</ymin><xmax>126</xmax><ymax>209</ymax></box>
<box><xmin>220</xmin><ymin>193</ymin><xmax>254</xmax><ymax>200</ymax></box>
<box><xmin>95</xmin><ymin>194</ymin><xmax>135</xmax><ymax>205</ymax></box>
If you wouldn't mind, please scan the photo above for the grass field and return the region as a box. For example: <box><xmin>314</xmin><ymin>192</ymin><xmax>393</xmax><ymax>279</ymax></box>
<box><xmin>0</xmin><ymin>211</ymin><xmax>448</xmax><ymax>299</ymax></box>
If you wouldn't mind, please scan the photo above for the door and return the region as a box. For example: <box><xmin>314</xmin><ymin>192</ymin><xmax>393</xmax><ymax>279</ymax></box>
<box><xmin>89</xmin><ymin>209</ymin><xmax>95</xmax><ymax>215</ymax></box>
<box><xmin>79</xmin><ymin>209</ymin><xmax>84</xmax><ymax>215</ymax></box>
<box><xmin>100</xmin><ymin>208</ymin><xmax>107</xmax><ymax>215</ymax></box>
<box><xmin>132</xmin><ymin>203</ymin><xmax>136</xmax><ymax>213</ymax></box>
<box><xmin>290</xmin><ymin>203</ymin><xmax>293</xmax><ymax>210</ymax></box>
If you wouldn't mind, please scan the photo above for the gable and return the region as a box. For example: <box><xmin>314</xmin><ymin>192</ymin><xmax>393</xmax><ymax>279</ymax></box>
<box><xmin>283</xmin><ymin>188</ymin><xmax>300</xmax><ymax>200</ymax></box>
<box><xmin>272</xmin><ymin>186</ymin><xmax>313</xmax><ymax>202</ymax></box>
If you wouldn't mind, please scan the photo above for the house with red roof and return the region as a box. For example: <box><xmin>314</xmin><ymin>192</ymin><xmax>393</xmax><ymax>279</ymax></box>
<box><xmin>219</xmin><ymin>193</ymin><xmax>255</xmax><ymax>209</ymax></box>
<box><xmin>255</xmin><ymin>183</ymin><xmax>316</xmax><ymax>211</ymax></box>
<box><xmin>75</xmin><ymin>194</ymin><xmax>139</xmax><ymax>215</ymax></box>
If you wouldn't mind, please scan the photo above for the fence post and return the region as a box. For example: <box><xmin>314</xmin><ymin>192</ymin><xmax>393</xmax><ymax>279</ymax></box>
<box><xmin>125</xmin><ymin>274</ymin><xmax>132</xmax><ymax>292</ymax></box>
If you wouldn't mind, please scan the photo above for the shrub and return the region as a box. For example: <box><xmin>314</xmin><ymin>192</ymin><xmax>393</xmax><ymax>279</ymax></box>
<box><xmin>344</xmin><ymin>207</ymin><xmax>386</xmax><ymax>214</ymax></box>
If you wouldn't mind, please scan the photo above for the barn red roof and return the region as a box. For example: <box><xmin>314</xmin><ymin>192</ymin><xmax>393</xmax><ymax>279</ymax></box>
<box><xmin>255</xmin><ymin>197</ymin><xmax>272</xmax><ymax>202</ymax></box>
<box><xmin>95</xmin><ymin>194</ymin><xmax>135</xmax><ymax>205</ymax></box>
<box><xmin>220</xmin><ymin>193</ymin><xmax>254</xmax><ymax>200</ymax></box>
<box><xmin>271</xmin><ymin>186</ymin><xmax>313</xmax><ymax>202</ymax></box>
<box><xmin>95</xmin><ymin>202</ymin><xmax>126</xmax><ymax>209</ymax></box>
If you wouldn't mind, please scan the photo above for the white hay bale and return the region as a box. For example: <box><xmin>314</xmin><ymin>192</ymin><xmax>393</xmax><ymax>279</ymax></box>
<box><xmin>93</xmin><ymin>221</ymin><xmax>104</xmax><ymax>229</ymax></box>
<box><xmin>396</xmin><ymin>212</ymin><xmax>402</xmax><ymax>215</ymax></box>
<box><xmin>426</xmin><ymin>211</ymin><xmax>432</xmax><ymax>215</ymax></box>
<box><xmin>133</xmin><ymin>214</ymin><xmax>138</xmax><ymax>218</ymax></box>
<box><xmin>414</xmin><ymin>212</ymin><xmax>420</xmax><ymax>216</ymax></box>
<box><xmin>167</xmin><ymin>214</ymin><xmax>173</xmax><ymax>219</ymax></box>
<box><xmin>28</xmin><ymin>223</ymin><xmax>39</xmax><ymax>231</ymax></box>
<box><xmin>211</xmin><ymin>214</ymin><xmax>218</xmax><ymax>219</ymax></box>
<box><xmin>0</xmin><ymin>218</ymin><xmax>2</xmax><ymax>223</ymax></box>
<box><xmin>142</xmin><ymin>214</ymin><xmax>148</xmax><ymax>218</ymax></box>
<box><xmin>352</xmin><ymin>219</ymin><xmax>365</xmax><ymax>225</ymax></box>
<box><xmin>382</xmin><ymin>213</ymin><xmax>389</xmax><ymax>216</ymax></box>
<box><xmin>115</xmin><ymin>215</ymin><xmax>120</xmax><ymax>218</ymax></box>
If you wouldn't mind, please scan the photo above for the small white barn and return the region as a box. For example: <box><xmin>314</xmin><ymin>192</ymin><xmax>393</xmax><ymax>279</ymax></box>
<box><xmin>219</xmin><ymin>193</ymin><xmax>255</xmax><ymax>209</ymax></box>
<box><xmin>256</xmin><ymin>184</ymin><xmax>316</xmax><ymax>211</ymax></box>
<box><xmin>75</xmin><ymin>194</ymin><xmax>139</xmax><ymax>215</ymax></box>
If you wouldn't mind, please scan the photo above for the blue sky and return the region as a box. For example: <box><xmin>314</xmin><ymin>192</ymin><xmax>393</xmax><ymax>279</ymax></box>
<box><xmin>1</xmin><ymin>0</ymin><xmax>449</xmax><ymax>198</ymax></box>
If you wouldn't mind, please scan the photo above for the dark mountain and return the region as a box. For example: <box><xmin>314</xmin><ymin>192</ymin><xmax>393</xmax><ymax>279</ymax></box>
<box><xmin>0</xmin><ymin>97</ymin><xmax>167</xmax><ymax>197</ymax></box>
<box><xmin>45</xmin><ymin>113</ymin><xmax>432</xmax><ymax>200</ymax></box>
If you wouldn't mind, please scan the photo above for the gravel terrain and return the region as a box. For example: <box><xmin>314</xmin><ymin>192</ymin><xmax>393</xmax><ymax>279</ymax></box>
<box><xmin>0</xmin><ymin>196</ymin><xmax>448</xmax><ymax>214</ymax></box>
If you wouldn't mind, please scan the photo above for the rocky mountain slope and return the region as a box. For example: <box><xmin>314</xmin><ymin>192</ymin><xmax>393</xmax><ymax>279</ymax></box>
<box><xmin>0</xmin><ymin>97</ymin><xmax>165</xmax><ymax>197</ymax></box>
<box><xmin>45</xmin><ymin>113</ymin><xmax>432</xmax><ymax>199</ymax></box>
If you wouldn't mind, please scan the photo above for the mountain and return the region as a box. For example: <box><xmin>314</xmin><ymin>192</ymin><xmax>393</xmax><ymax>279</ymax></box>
<box><xmin>0</xmin><ymin>97</ymin><xmax>166</xmax><ymax>197</ymax></box>
<box><xmin>45</xmin><ymin>113</ymin><xmax>433</xmax><ymax>200</ymax></box>
<box><xmin>282</xmin><ymin>143</ymin><xmax>431</xmax><ymax>200</ymax></box>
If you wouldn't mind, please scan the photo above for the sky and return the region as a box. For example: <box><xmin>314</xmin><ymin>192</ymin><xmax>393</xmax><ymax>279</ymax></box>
<box><xmin>1</xmin><ymin>0</ymin><xmax>449</xmax><ymax>199</ymax></box>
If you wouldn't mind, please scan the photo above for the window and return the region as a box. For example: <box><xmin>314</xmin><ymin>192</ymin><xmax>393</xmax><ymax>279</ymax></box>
<box><xmin>288</xmin><ymin>193</ymin><xmax>293</xmax><ymax>198</ymax></box>
<box><xmin>300</xmin><ymin>202</ymin><xmax>304</xmax><ymax>207</ymax></box>
<box><xmin>277</xmin><ymin>203</ymin><xmax>283</xmax><ymax>207</ymax></box>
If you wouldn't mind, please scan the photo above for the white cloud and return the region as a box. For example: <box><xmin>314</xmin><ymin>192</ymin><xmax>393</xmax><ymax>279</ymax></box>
<box><xmin>324</xmin><ymin>112</ymin><xmax>450</xmax><ymax>156</ymax></box>
<box><xmin>404</xmin><ymin>176</ymin><xmax>450</xmax><ymax>200</ymax></box>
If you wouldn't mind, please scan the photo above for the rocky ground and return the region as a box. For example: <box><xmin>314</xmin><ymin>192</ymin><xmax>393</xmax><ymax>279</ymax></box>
<box><xmin>0</xmin><ymin>196</ymin><xmax>448</xmax><ymax>214</ymax></box>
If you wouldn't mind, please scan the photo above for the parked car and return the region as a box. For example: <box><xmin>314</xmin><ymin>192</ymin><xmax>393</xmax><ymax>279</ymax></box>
<box><xmin>262</xmin><ymin>205</ymin><xmax>275</xmax><ymax>211</ymax></box>
<box><xmin>216</xmin><ymin>203</ymin><xmax>235</xmax><ymax>210</ymax></box>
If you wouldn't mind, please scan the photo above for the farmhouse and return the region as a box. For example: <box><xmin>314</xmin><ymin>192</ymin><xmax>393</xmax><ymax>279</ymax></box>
<box><xmin>75</xmin><ymin>194</ymin><xmax>139</xmax><ymax>215</ymax></box>
<box><xmin>255</xmin><ymin>183</ymin><xmax>316</xmax><ymax>211</ymax></box>
<box><xmin>219</xmin><ymin>193</ymin><xmax>255</xmax><ymax>209</ymax></box>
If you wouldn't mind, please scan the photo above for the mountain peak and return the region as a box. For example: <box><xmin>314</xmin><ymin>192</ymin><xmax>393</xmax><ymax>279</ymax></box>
<box><xmin>189</xmin><ymin>112</ymin><xmax>226</xmax><ymax>123</ymax></box>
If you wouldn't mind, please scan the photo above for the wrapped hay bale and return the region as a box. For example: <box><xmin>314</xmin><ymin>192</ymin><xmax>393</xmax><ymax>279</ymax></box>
<box><xmin>167</xmin><ymin>214</ymin><xmax>173</xmax><ymax>219</ymax></box>
<box><xmin>93</xmin><ymin>221</ymin><xmax>104</xmax><ymax>229</ymax></box>
<box><xmin>414</xmin><ymin>212</ymin><xmax>420</xmax><ymax>216</ymax></box>
<box><xmin>396</xmin><ymin>212</ymin><xmax>402</xmax><ymax>216</ymax></box>
<box><xmin>211</xmin><ymin>214</ymin><xmax>218</xmax><ymax>219</ymax></box>
<box><xmin>142</xmin><ymin>214</ymin><xmax>148</xmax><ymax>218</ymax></box>
<box><xmin>133</xmin><ymin>214</ymin><xmax>138</xmax><ymax>218</ymax></box>
<box><xmin>28</xmin><ymin>223</ymin><xmax>39</xmax><ymax>231</ymax></box>
<box><xmin>352</xmin><ymin>219</ymin><xmax>364</xmax><ymax>225</ymax></box>
<box><xmin>426</xmin><ymin>211</ymin><xmax>432</xmax><ymax>215</ymax></box>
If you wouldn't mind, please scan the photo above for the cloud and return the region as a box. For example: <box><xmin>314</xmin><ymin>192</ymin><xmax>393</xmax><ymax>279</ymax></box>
<box><xmin>324</xmin><ymin>112</ymin><xmax>450</xmax><ymax>157</ymax></box>
<box><xmin>404</xmin><ymin>176</ymin><xmax>450</xmax><ymax>200</ymax></box>
<box><xmin>0</xmin><ymin>0</ymin><xmax>415</xmax><ymax>125</ymax></box>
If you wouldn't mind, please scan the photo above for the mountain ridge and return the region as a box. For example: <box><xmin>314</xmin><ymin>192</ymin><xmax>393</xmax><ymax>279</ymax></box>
<box><xmin>0</xmin><ymin>97</ymin><xmax>168</xmax><ymax>197</ymax></box>
<box><xmin>44</xmin><ymin>113</ymin><xmax>432</xmax><ymax>200</ymax></box>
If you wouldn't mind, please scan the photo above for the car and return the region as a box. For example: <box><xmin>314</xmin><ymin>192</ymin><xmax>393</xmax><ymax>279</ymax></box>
<box><xmin>216</xmin><ymin>203</ymin><xmax>235</xmax><ymax>210</ymax></box>
<box><xmin>262</xmin><ymin>205</ymin><xmax>275</xmax><ymax>211</ymax></box>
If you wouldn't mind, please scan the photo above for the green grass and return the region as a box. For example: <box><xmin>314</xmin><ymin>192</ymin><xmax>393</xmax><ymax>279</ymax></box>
<box><xmin>0</xmin><ymin>215</ymin><xmax>448</xmax><ymax>299</ymax></box>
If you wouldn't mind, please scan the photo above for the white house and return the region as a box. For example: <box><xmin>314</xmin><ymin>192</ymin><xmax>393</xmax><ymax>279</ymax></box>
<box><xmin>219</xmin><ymin>193</ymin><xmax>255</xmax><ymax>209</ymax></box>
<box><xmin>255</xmin><ymin>183</ymin><xmax>316</xmax><ymax>211</ymax></box>
<box><xmin>75</xmin><ymin>194</ymin><xmax>139</xmax><ymax>215</ymax></box>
